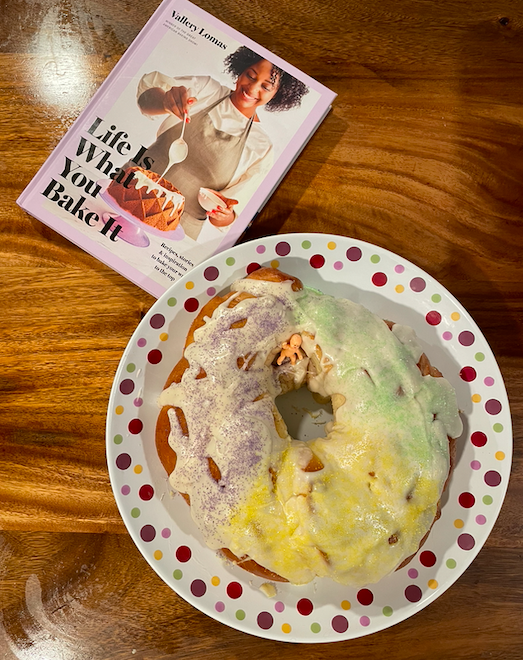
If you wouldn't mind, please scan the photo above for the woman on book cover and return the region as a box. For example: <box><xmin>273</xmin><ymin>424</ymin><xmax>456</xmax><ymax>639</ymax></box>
<box><xmin>136</xmin><ymin>46</ymin><xmax>309</xmax><ymax>240</ymax></box>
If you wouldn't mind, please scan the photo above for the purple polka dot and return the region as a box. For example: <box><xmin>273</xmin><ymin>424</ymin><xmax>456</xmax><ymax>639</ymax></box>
<box><xmin>426</xmin><ymin>311</ymin><xmax>441</xmax><ymax>326</ymax></box>
<box><xmin>420</xmin><ymin>551</ymin><xmax>437</xmax><ymax>567</ymax></box>
<box><xmin>357</xmin><ymin>589</ymin><xmax>374</xmax><ymax>606</ymax></box>
<box><xmin>459</xmin><ymin>492</ymin><xmax>475</xmax><ymax>508</ymax></box>
<box><xmin>297</xmin><ymin>598</ymin><xmax>313</xmax><ymax>615</ymax></box>
<box><xmin>139</xmin><ymin>484</ymin><xmax>154</xmax><ymax>501</ymax></box>
<box><xmin>484</xmin><ymin>470</ymin><xmax>502</xmax><ymax>487</ymax></box>
<box><xmin>190</xmin><ymin>579</ymin><xmax>207</xmax><ymax>597</ymax></box>
<box><xmin>275</xmin><ymin>601</ymin><xmax>285</xmax><ymax>613</ymax></box>
<box><xmin>442</xmin><ymin>331</ymin><xmax>453</xmax><ymax>341</ymax></box>
<box><xmin>137</xmin><ymin>338</ymin><xmax>147</xmax><ymax>348</ymax></box>
<box><xmin>457</xmin><ymin>533</ymin><xmax>475</xmax><ymax>550</ymax></box>
<box><xmin>176</xmin><ymin>546</ymin><xmax>192</xmax><ymax>562</ymax></box>
<box><xmin>460</xmin><ymin>366</ymin><xmax>477</xmax><ymax>382</ymax></box>
<box><xmin>119</xmin><ymin>379</ymin><xmax>135</xmax><ymax>395</ymax></box>
<box><xmin>360</xmin><ymin>616</ymin><xmax>370</xmax><ymax>627</ymax></box>
<box><xmin>471</xmin><ymin>460</ymin><xmax>481</xmax><ymax>470</ymax></box>
<box><xmin>395</xmin><ymin>264</ymin><xmax>405</xmax><ymax>273</ymax></box>
<box><xmin>121</xmin><ymin>485</ymin><xmax>130</xmax><ymax>495</ymax></box>
<box><xmin>161</xmin><ymin>528</ymin><xmax>171</xmax><ymax>538</ymax></box>
<box><xmin>246</xmin><ymin>262</ymin><xmax>261</xmax><ymax>274</ymax></box>
<box><xmin>372</xmin><ymin>272</ymin><xmax>387</xmax><ymax>287</ymax></box>
<box><xmin>410</xmin><ymin>277</ymin><xmax>426</xmax><ymax>292</ymax></box>
<box><xmin>485</xmin><ymin>399</ymin><xmax>502</xmax><ymax>415</ymax></box>
<box><xmin>215</xmin><ymin>601</ymin><xmax>225</xmax><ymax>613</ymax></box>
<box><xmin>484</xmin><ymin>377</ymin><xmax>495</xmax><ymax>386</ymax></box>
<box><xmin>140</xmin><ymin>525</ymin><xmax>156</xmax><ymax>542</ymax></box>
<box><xmin>346</xmin><ymin>247</ymin><xmax>362</xmax><ymax>261</ymax></box>
<box><xmin>405</xmin><ymin>585</ymin><xmax>423</xmax><ymax>602</ymax></box>
<box><xmin>408</xmin><ymin>568</ymin><xmax>418</xmax><ymax>579</ymax></box>
<box><xmin>331</xmin><ymin>615</ymin><xmax>349</xmax><ymax>633</ymax></box>
<box><xmin>204</xmin><ymin>266</ymin><xmax>219</xmax><ymax>281</ymax></box>
<box><xmin>128</xmin><ymin>418</ymin><xmax>143</xmax><ymax>435</ymax></box>
<box><xmin>133</xmin><ymin>397</ymin><xmax>143</xmax><ymax>407</ymax></box>
<box><xmin>275</xmin><ymin>242</ymin><xmax>291</xmax><ymax>256</ymax></box>
<box><xmin>471</xmin><ymin>431</ymin><xmax>488</xmax><ymax>447</ymax></box>
<box><xmin>333</xmin><ymin>261</ymin><xmax>343</xmax><ymax>270</ymax></box>
<box><xmin>458</xmin><ymin>331</ymin><xmax>475</xmax><ymax>346</ymax></box>
<box><xmin>184</xmin><ymin>298</ymin><xmax>199</xmax><ymax>313</ymax></box>
<box><xmin>476</xmin><ymin>515</ymin><xmax>487</xmax><ymax>525</ymax></box>
<box><xmin>257</xmin><ymin>612</ymin><xmax>274</xmax><ymax>630</ymax></box>
<box><xmin>116</xmin><ymin>453</ymin><xmax>131</xmax><ymax>470</ymax></box>
<box><xmin>207</xmin><ymin>287</ymin><xmax>216</xmax><ymax>296</ymax></box>
<box><xmin>150</xmin><ymin>313</ymin><xmax>165</xmax><ymax>329</ymax></box>
<box><xmin>256</xmin><ymin>245</ymin><xmax>266</xmax><ymax>254</ymax></box>
<box><xmin>310</xmin><ymin>254</ymin><xmax>325</xmax><ymax>269</ymax></box>
<box><xmin>147</xmin><ymin>349</ymin><xmax>162</xmax><ymax>365</ymax></box>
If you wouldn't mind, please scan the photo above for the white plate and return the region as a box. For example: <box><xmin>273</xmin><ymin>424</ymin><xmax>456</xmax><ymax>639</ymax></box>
<box><xmin>106</xmin><ymin>233</ymin><xmax>512</xmax><ymax>643</ymax></box>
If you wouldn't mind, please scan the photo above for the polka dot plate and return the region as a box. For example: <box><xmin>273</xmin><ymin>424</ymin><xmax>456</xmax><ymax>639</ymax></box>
<box><xmin>106</xmin><ymin>233</ymin><xmax>512</xmax><ymax>642</ymax></box>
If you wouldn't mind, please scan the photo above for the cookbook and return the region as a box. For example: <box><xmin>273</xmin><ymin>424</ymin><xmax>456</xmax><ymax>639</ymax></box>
<box><xmin>17</xmin><ymin>0</ymin><xmax>336</xmax><ymax>297</ymax></box>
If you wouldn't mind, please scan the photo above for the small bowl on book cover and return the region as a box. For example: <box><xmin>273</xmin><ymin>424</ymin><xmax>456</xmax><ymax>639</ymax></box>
<box><xmin>198</xmin><ymin>187</ymin><xmax>226</xmax><ymax>213</ymax></box>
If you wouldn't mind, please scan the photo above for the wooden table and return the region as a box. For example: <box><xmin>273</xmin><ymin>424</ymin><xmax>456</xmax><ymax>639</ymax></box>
<box><xmin>1</xmin><ymin>0</ymin><xmax>522</xmax><ymax>657</ymax></box>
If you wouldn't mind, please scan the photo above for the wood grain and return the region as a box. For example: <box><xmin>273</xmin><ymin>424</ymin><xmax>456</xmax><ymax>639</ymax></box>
<box><xmin>1</xmin><ymin>0</ymin><xmax>522</xmax><ymax>657</ymax></box>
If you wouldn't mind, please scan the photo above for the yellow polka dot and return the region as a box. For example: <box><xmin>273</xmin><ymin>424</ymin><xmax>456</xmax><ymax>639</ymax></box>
<box><xmin>271</xmin><ymin>260</ymin><xmax>280</xmax><ymax>269</ymax></box>
<box><xmin>281</xmin><ymin>623</ymin><xmax>292</xmax><ymax>634</ymax></box>
<box><xmin>495</xmin><ymin>451</ymin><xmax>505</xmax><ymax>461</ymax></box>
<box><xmin>454</xmin><ymin>518</ymin><xmax>464</xmax><ymax>529</ymax></box>
<box><xmin>160</xmin><ymin>333</ymin><xmax>169</xmax><ymax>342</ymax></box>
<box><xmin>395</xmin><ymin>285</ymin><xmax>404</xmax><ymax>293</ymax></box>
<box><xmin>154</xmin><ymin>550</ymin><xmax>163</xmax><ymax>560</ymax></box>
<box><xmin>211</xmin><ymin>576</ymin><xmax>220</xmax><ymax>586</ymax></box>
<box><xmin>451</xmin><ymin>312</ymin><xmax>461</xmax><ymax>321</ymax></box>
<box><xmin>185</xmin><ymin>281</ymin><xmax>194</xmax><ymax>290</ymax></box>
<box><xmin>134</xmin><ymin>465</ymin><xmax>143</xmax><ymax>474</ymax></box>
<box><xmin>327</xmin><ymin>241</ymin><xmax>337</xmax><ymax>250</ymax></box>
<box><xmin>115</xmin><ymin>405</ymin><xmax>124</xmax><ymax>415</ymax></box>
<box><xmin>471</xmin><ymin>393</ymin><xmax>482</xmax><ymax>403</ymax></box>
<box><xmin>341</xmin><ymin>600</ymin><xmax>351</xmax><ymax>610</ymax></box>
<box><xmin>428</xmin><ymin>579</ymin><xmax>438</xmax><ymax>589</ymax></box>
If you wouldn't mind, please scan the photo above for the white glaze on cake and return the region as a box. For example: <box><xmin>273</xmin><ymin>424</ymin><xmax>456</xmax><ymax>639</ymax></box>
<box><xmin>132</xmin><ymin>170</ymin><xmax>184</xmax><ymax>218</ymax></box>
<box><xmin>159</xmin><ymin>276</ymin><xmax>463</xmax><ymax>586</ymax></box>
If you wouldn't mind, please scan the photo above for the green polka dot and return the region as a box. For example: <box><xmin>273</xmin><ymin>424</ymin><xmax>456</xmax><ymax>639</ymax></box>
<box><xmin>483</xmin><ymin>495</ymin><xmax>493</xmax><ymax>505</ymax></box>
<box><xmin>226</xmin><ymin>257</ymin><xmax>236</xmax><ymax>266</ymax></box>
<box><xmin>475</xmin><ymin>352</ymin><xmax>485</xmax><ymax>362</ymax></box>
<box><xmin>235</xmin><ymin>610</ymin><xmax>246</xmax><ymax>621</ymax></box>
<box><xmin>431</xmin><ymin>293</ymin><xmax>442</xmax><ymax>303</ymax></box>
<box><xmin>446</xmin><ymin>558</ymin><xmax>457</xmax><ymax>569</ymax></box>
<box><xmin>130</xmin><ymin>508</ymin><xmax>141</xmax><ymax>518</ymax></box>
<box><xmin>113</xmin><ymin>434</ymin><xmax>123</xmax><ymax>445</ymax></box>
<box><xmin>173</xmin><ymin>569</ymin><xmax>183</xmax><ymax>580</ymax></box>
<box><xmin>382</xmin><ymin>606</ymin><xmax>393</xmax><ymax>617</ymax></box>
<box><xmin>311</xmin><ymin>622</ymin><xmax>321</xmax><ymax>633</ymax></box>
<box><xmin>126</xmin><ymin>363</ymin><xmax>136</xmax><ymax>373</ymax></box>
<box><xmin>370</xmin><ymin>254</ymin><xmax>380</xmax><ymax>264</ymax></box>
<box><xmin>493</xmin><ymin>423</ymin><xmax>503</xmax><ymax>433</ymax></box>
<box><xmin>167</xmin><ymin>297</ymin><xmax>177</xmax><ymax>307</ymax></box>
<box><xmin>301</xmin><ymin>240</ymin><xmax>312</xmax><ymax>249</ymax></box>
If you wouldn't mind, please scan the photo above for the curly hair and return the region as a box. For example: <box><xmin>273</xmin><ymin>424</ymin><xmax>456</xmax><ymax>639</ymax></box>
<box><xmin>223</xmin><ymin>46</ymin><xmax>309</xmax><ymax>112</ymax></box>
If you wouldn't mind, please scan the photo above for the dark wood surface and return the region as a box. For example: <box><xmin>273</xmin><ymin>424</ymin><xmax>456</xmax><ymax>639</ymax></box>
<box><xmin>1</xmin><ymin>0</ymin><xmax>522</xmax><ymax>657</ymax></box>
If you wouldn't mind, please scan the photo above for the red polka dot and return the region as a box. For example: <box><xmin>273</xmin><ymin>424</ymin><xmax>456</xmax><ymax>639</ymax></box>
<box><xmin>128</xmin><ymin>418</ymin><xmax>143</xmax><ymax>435</ymax></box>
<box><xmin>297</xmin><ymin>598</ymin><xmax>313</xmax><ymax>615</ymax></box>
<box><xmin>419</xmin><ymin>550</ymin><xmax>437</xmax><ymax>567</ymax></box>
<box><xmin>458</xmin><ymin>492</ymin><xmax>476</xmax><ymax>508</ymax></box>
<box><xmin>246</xmin><ymin>262</ymin><xmax>261</xmax><ymax>274</ymax></box>
<box><xmin>460</xmin><ymin>366</ymin><xmax>477</xmax><ymax>382</ymax></box>
<box><xmin>426</xmin><ymin>311</ymin><xmax>441</xmax><ymax>326</ymax></box>
<box><xmin>139</xmin><ymin>484</ymin><xmax>154</xmax><ymax>501</ymax></box>
<box><xmin>471</xmin><ymin>431</ymin><xmax>487</xmax><ymax>447</ymax></box>
<box><xmin>371</xmin><ymin>272</ymin><xmax>387</xmax><ymax>287</ymax></box>
<box><xmin>310</xmin><ymin>254</ymin><xmax>325</xmax><ymax>269</ymax></box>
<box><xmin>405</xmin><ymin>585</ymin><xmax>422</xmax><ymax>602</ymax></box>
<box><xmin>184</xmin><ymin>298</ymin><xmax>199</xmax><ymax>313</ymax></box>
<box><xmin>147</xmin><ymin>349</ymin><xmax>163</xmax><ymax>364</ymax></box>
<box><xmin>226</xmin><ymin>582</ymin><xmax>243</xmax><ymax>599</ymax></box>
<box><xmin>176</xmin><ymin>545</ymin><xmax>192</xmax><ymax>562</ymax></box>
<box><xmin>357</xmin><ymin>589</ymin><xmax>374</xmax><ymax>605</ymax></box>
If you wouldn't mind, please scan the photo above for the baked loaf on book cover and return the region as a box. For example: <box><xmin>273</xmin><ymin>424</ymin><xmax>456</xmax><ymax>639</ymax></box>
<box><xmin>156</xmin><ymin>268</ymin><xmax>463</xmax><ymax>586</ymax></box>
<box><xmin>107</xmin><ymin>166</ymin><xmax>184</xmax><ymax>231</ymax></box>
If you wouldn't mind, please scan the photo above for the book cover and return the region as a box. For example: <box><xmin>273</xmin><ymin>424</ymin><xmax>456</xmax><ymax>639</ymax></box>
<box><xmin>17</xmin><ymin>0</ymin><xmax>336</xmax><ymax>297</ymax></box>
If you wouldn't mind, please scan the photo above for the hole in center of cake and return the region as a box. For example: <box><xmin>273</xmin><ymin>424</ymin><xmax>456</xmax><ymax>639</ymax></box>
<box><xmin>275</xmin><ymin>387</ymin><xmax>334</xmax><ymax>442</ymax></box>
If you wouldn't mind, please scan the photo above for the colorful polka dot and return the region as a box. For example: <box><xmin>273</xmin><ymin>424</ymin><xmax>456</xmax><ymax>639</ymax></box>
<box><xmin>341</xmin><ymin>600</ymin><xmax>351</xmax><ymax>610</ymax></box>
<box><xmin>206</xmin><ymin>287</ymin><xmax>216</xmax><ymax>296</ymax></box>
<box><xmin>420</xmin><ymin>551</ymin><xmax>437</xmax><ymax>567</ymax></box>
<box><xmin>126</xmin><ymin>363</ymin><xmax>136</xmax><ymax>372</ymax></box>
<box><xmin>275</xmin><ymin>601</ymin><xmax>285</xmax><ymax>613</ymax></box>
<box><xmin>460</xmin><ymin>366</ymin><xmax>477</xmax><ymax>382</ymax></box>
<box><xmin>297</xmin><ymin>598</ymin><xmax>313</xmax><ymax>615</ymax></box>
<box><xmin>471</xmin><ymin>460</ymin><xmax>481</xmax><ymax>470</ymax></box>
<box><xmin>140</xmin><ymin>525</ymin><xmax>156</xmax><ymax>542</ymax></box>
<box><xmin>226</xmin><ymin>582</ymin><xmax>243</xmax><ymax>599</ymax></box>
<box><xmin>395</xmin><ymin>285</ymin><xmax>404</xmax><ymax>293</ymax></box>
<box><xmin>484</xmin><ymin>377</ymin><xmax>495</xmax><ymax>386</ymax></box>
<box><xmin>451</xmin><ymin>312</ymin><xmax>461</xmax><ymax>321</ymax></box>
<box><xmin>357</xmin><ymin>589</ymin><xmax>374</xmax><ymax>606</ymax></box>
<box><xmin>131</xmin><ymin>507</ymin><xmax>140</xmax><ymax>518</ymax></box>
<box><xmin>458</xmin><ymin>492</ymin><xmax>475</xmax><ymax>508</ymax></box>
<box><xmin>275</xmin><ymin>241</ymin><xmax>291</xmax><ymax>256</ymax></box>
<box><xmin>226</xmin><ymin>257</ymin><xmax>235</xmax><ymax>266</ymax></box>
<box><xmin>147</xmin><ymin>349</ymin><xmax>162</xmax><ymax>365</ymax></box>
<box><xmin>346</xmin><ymin>246</ymin><xmax>362</xmax><ymax>261</ymax></box>
<box><xmin>204</xmin><ymin>266</ymin><xmax>219</xmax><ymax>281</ymax></box>
<box><xmin>457</xmin><ymin>533</ymin><xmax>475</xmax><ymax>550</ymax></box>
<box><xmin>331</xmin><ymin>615</ymin><xmax>349</xmax><ymax>633</ymax></box>
<box><xmin>185</xmin><ymin>281</ymin><xmax>194</xmax><ymax>290</ymax></box>
<box><xmin>370</xmin><ymin>254</ymin><xmax>380</xmax><ymax>264</ymax></box>
<box><xmin>128</xmin><ymin>419</ymin><xmax>143</xmax><ymax>435</ymax></box>
<box><xmin>408</xmin><ymin>568</ymin><xmax>418</xmax><ymax>579</ymax></box>
<box><xmin>120</xmin><ymin>485</ymin><xmax>130</xmax><ymax>495</ymax></box>
<box><xmin>161</xmin><ymin>528</ymin><xmax>171</xmax><ymax>539</ymax></box>
<box><xmin>360</xmin><ymin>616</ymin><xmax>370</xmax><ymax>627</ymax></box>
<box><xmin>410</xmin><ymin>277</ymin><xmax>426</xmax><ymax>292</ymax></box>
<box><xmin>246</xmin><ymin>262</ymin><xmax>261</xmax><ymax>274</ymax></box>
<box><xmin>454</xmin><ymin>519</ymin><xmax>464</xmax><ymax>529</ymax></box>
<box><xmin>215</xmin><ymin>601</ymin><xmax>225</xmax><ymax>613</ymax></box>
<box><xmin>184</xmin><ymin>298</ymin><xmax>199</xmax><ymax>313</ymax></box>
<box><xmin>173</xmin><ymin>569</ymin><xmax>182</xmax><ymax>580</ymax></box>
<box><xmin>159</xmin><ymin>333</ymin><xmax>168</xmax><ymax>342</ymax></box>
<box><xmin>211</xmin><ymin>576</ymin><xmax>220</xmax><ymax>587</ymax></box>
<box><xmin>493</xmin><ymin>423</ymin><xmax>503</xmax><ymax>432</ymax></box>
<box><xmin>190</xmin><ymin>579</ymin><xmax>206</xmax><ymax>597</ymax></box>
<box><xmin>271</xmin><ymin>260</ymin><xmax>280</xmax><ymax>269</ymax></box>
<box><xmin>405</xmin><ymin>585</ymin><xmax>422</xmax><ymax>602</ymax></box>
<box><xmin>383</xmin><ymin>606</ymin><xmax>393</xmax><ymax>617</ymax></box>
<box><xmin>327</xmin><ymin>241</ymin><xmax>337</xmax><ymax>250</ymax></box>
<box><xmin>334</xmin><ymin>261</ymin><xmax>343</xmax><ymax>270</ymax></box>
<box><xmin>458</xmin><ymin>331</ymin><xmax>475</xmax><ymax>346</ymax></box>
<box><xmin>150</xmin><ymin>314</ymin><xmax>165</xmax><ymax>329</ymax></box>
<box><xmin>446</xmin><ymin>558</ymin><xmax>457</xmax><ymax>569</ymax></box>
<box><xmin>428</xmin><ymin>579</ymin><xmax>438</xmax><ymax>589</ymax></box>
<box><xmin>431</xmin><ymin>294</ymin><xmax>442</xmax><ymax>303</ymax></box>
<box><xmin>115</xmin><ymin>405</ymin><xmax>124</xmax><ymax>415</ymax></box>
<box><xmin>133</xmin><ymin>465</ymin><xmax>143</xmax><ymax>474</ymax></box>
<box><xmin>154</xmin><ymin>550</ymin><xmax>163</xmax><ymax>560</ymax></box>
<box><xmin>235</xmin><ymin>610</ymin><xmax>246</xmax><ymax>621</ymax></box>
<box><xmin>116</xmin><ymin>453</ymin><xmax>131</xmax><ymax>470</ymax></box>
<box><xmin>475</xmin><ymin>352</ymin><xmax>485</xmax><ymax>362</ymax></box>
<box><xmin>310</xmin><ymin>254</ymin><xmax>325</xmax><ymax>269</ymax></box>
<box><xmin>311</xmin><ymin>623</ymin><xmax>321</xmax><ymax>633</ymax></box>
<box><xmin>281</xmin><ymin>623</ymin><xmax>292</xmax><ymax>634</ymax></box>
<box><xmin>442</xmin><ymin>331</ymin><xmax>453</xmax><ymax>341</ymax></box>
<box><xmin>426</xmin><ymin>311</ymin><xmax>441</xmax><ymax>326</ymax></box>
<box><xmin>484</xmin><ymin>470</ymin><xmax>502</xmax><ymax>487</ymax></box>
<box><xmin>483</xmin><ymin>495</ymin><xmax>493</xmax><ymax>505</ymax></box>
<box><xmin>137</xmin><ymin>338</ymin><xmax>147</xmax><ymax>348</ymax></box>
<box><xmin>372</xmin><ymin>272</ymin><xmax>387</xmax><ymax>287</ymax></box>
<box><xmin>495</xmin><ymin>451</ymin><xmax>505</xmax><ymax>461</ymax></box>
<box><xmin>301</xmin><ymin>240</ymin><xmax>312</xmax><ymax>249</ymax></box>
<box><xmin>257</xmin><ymin>612</ymin><xmax>274</xmax><ymax>630</ymax></box>
<box><xmin>176</xmin><ymin>546</ymin><xmax>191</xmax><ymax>562</ymax></box>
<box><xmin>395</xmin><ymin>264</ymin><xmax>405</xmax><ymax>274</ymax></box>
<box><xmin>471</xmin><ymin>431</ymin><xmax>488</xmax><ymax>447</ymax></box>
<box><xmin>256</xmin><ymin>245</ymin><xmax>266</xmax><ymax>254</ymax></box>
<box><xmin>113</xmin><ymin>434</ymin><xmax>123</xmax><ymax>445</ymax></box>
<box><xmin>472</xmin><ymin>394</ymin><xmax>482</xmax><ymax>403</ymax></box>
<box><xmin>476</xmin><ymin>515</ymin><xmax>487</xmax><ymax>525</ymax></box>
<box><xmin>167</xmin><ymin>297</ymin><xmax>177</xmax><ymax>307</ymax></box>
<box><xmin>139</xmin><ymin>484</ymin><xmax>154</xmax><ymax>501</ymax></box>
<box><xmin>119</xmin><ymin>379</ymin><xmax>135</xmax><ymax>395</ymax></box>
<box><xmin>485</xmin><ymin>399</ymin><xmax>502</xmax><ymax>415</ymax></box>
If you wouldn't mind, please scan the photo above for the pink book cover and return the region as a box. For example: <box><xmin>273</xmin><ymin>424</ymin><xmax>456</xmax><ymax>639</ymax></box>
<box><xmin>17</xmin><ymin>0</ymin><xmax>336</xmax><ymax>297</ymax></box>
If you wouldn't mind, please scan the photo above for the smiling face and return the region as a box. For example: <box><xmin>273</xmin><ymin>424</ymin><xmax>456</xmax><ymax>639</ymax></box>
<box><xmin>230</xmin><ymin>59</ymin><xmax>280</xmax><ymax>118</ymax></box>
